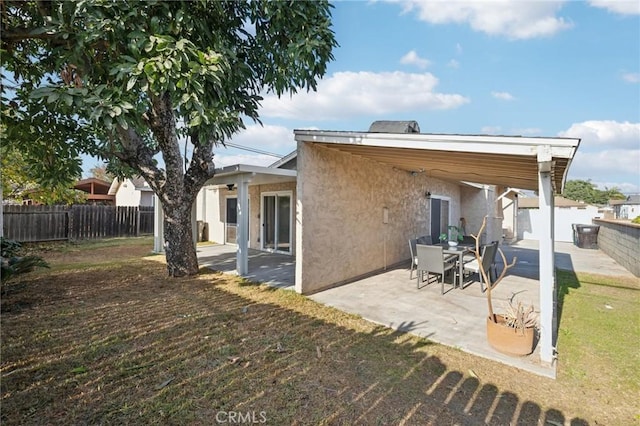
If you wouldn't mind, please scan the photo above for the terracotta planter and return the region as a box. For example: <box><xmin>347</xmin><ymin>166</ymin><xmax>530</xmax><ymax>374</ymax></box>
<box><xmin>486</xmin><ymin>315</ymin><xmax>536</xmax><ymax>356</ymax></box>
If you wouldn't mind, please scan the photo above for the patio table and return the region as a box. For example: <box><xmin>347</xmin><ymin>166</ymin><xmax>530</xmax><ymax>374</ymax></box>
<box><xmin>434</xmin><ymin>243</ymin><xmax>474</xmax><ymax>289</ymax></box>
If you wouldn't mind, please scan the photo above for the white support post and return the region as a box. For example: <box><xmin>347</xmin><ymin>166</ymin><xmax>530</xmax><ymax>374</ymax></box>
<box><xmin>153</xmin><ymin>195</ymin><xmax>165</xmax><ymax>253</ymax></box>
<box><xmin>236</xmin><ymin>175</ymin><xmax>250</xmax><ymax>276</ymax></box>
<box><xmin>538</xmin><ymin>145</ymin><xmax>556</xmax><ymax>364</ymax></box>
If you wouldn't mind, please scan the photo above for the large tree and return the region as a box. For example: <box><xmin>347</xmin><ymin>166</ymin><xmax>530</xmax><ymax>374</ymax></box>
<box><xmin>2</xmin><ymin>0</ymin><xmax>337</xmax><ymax>276</ymax></box>
<box><xmin>563</xmin><ymin>179</ymin><xmax>626</xmax><ymax>205</ymax></box>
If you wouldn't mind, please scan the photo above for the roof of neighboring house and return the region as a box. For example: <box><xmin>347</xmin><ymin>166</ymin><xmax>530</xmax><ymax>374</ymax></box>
<box><xmin>609</xmin><ymin>194</ymin><xmax>640</xmax><ymax>205</ymax></box>
<box><xmin>518</xmin><ymin>196</ymin><xmax>595</xmax><ymax>209</ymax></box>
<box><xmin>294</xmin><ymin>127</ymin><xmax>580</xmax><ymax>191</ymax></box>
<box><xmin>74</xmin><ymin>178</ymin><xmax>112</xmax><ymax>195</ymax></box>
<box><xmin>108</xmin><ymin>177</ymin><xmax>153</xmax><ymax>195</ymax></box>
<box><xmin>269</xmin><ymin>150</ymin><xmax>297</xmax><ymax>170</ymax></box>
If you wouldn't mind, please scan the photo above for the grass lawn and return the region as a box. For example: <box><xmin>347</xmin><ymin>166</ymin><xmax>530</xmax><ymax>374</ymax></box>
<box><xmin>1</xmin><ymin>238</ymin><xmax>638</xmax><ymax>425</ymax></box>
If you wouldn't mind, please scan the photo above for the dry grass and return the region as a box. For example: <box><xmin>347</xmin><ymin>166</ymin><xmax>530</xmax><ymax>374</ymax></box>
<box><xmin>1</xmin><ymin>238</ymin><xmax>638</xmax><ymax>425</ymax></box>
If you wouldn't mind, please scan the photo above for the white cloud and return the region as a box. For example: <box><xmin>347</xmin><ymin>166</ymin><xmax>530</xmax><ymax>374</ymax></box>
<box><xmin>260</xmin><ymin>71</ymin><xmax>469</xmax><ymax>120</ymax></box>
<box><xmin>560</xmin><ymin>120</ymin><xmax>640</xmax><ymax>193</ymax></box>
<box><xmin>447</xmin><ymin>59</ymin><xmax>460</xmax><ymax>69</ymax></box>
<box><xmin>227</xmin><ymin>124</ymin><xmax>294</xmax><ymax>151</ymax></box>
<box><xmin>622</xmin><ymin>72</ymin><xmax>640</xmax><ymax>83</ymax></box>
<box><xmin>492</xmin><ymin>91</ymin><xmax>516</xmax><ymax>101</ymax></box>
<box><xmin>213</xmin><ymin>153</ymin><xmax>277</xmax><ymax>168</ymax></box>
<box><xmin>559</xmin><ymin>120</ymin><xmax>640</xmax><ymax>150</ymax></box>
<box><xmin>393</xmin><ymin>0</ymin><xmax>573</xmax><ymax>39</ymax></box>
<box><xmin>589</xmin><ymin>0</ymin><xmax>640</xmax><ymax>15</ymax></box>
<box><xmin>400</xmin><ymin>50</ymin><xmax>431</xmax><ymax>69</ymax></box>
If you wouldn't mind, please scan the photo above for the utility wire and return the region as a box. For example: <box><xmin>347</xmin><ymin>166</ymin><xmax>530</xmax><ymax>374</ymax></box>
<box><xmin>224</xmin><ymin>142</ymin><xmax>284</xmax><ymax>158</ymax></box>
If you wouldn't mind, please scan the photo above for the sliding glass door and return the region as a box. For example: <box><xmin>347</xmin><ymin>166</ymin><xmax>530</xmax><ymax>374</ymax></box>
<box><xmin>262</xmin><ymin>192</ymin><xmax>292</xmax><ymax>254</ymax></box>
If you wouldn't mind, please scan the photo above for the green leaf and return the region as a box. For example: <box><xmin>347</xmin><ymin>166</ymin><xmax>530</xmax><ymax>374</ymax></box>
<box><xmin>126</xmin><ymin>76</ymin><xmax>137</xmax><ymax>91</ymax></box>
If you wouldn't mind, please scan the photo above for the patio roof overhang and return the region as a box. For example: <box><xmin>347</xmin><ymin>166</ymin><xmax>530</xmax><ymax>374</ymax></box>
<box><xmin>293</xmin><ymin>130</ymin><xmax>580</xmax><ymax>192</ymax></box>
<box><xmin>204</xmin><ymin>164</ymin><xmax>296</xmax><ymax>186</ymax></box>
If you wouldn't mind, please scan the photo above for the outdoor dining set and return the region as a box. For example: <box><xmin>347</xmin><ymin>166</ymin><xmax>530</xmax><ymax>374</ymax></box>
<box><xmin>408</xmin><ymin>236</ymin><xmax>499</xmax><ymax>294</ymax></box>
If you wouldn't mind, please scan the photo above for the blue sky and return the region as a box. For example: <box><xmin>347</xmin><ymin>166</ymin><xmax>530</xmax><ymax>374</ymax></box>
<box><xmin>87</xmin><ymin>1</ymin><xmax>640</xmax><ymax>193</ymax></box>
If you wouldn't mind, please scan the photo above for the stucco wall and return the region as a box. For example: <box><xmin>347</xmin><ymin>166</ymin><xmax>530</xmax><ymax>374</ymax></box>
<box><xmin>249</xmin><ymin>182</ymin><xmax>296</xmax><ymax>253</ymax></box>
<box><xmin>592</xmin><ymin>219</ymin><xmax>640</xmax><ymax>277</ymax></box>
<box><xmin>460</xmin><ymin>186</ymin><xmax>489</xmax><ymax>241</ymax></box>
<box><xmin>518</xmin><ymin>205</ymin><xmax>601</xmax><ymax>242</ymax></box>
<box><xmin>296</xmin><ymin>142</ymin><xmax>461</xmax><ymax>294</ymax></box>
<box><xmin>195</xmin><ymin>183</ymin><xmax>296</xmax><ymax>252</ymax></box>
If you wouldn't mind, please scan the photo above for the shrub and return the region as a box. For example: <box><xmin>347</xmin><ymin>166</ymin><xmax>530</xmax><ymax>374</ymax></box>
<box><xmin>632</xmin><ymin>216</ymin><xmax>640</xmax><ymax>224</ymax></box>
<box><xmin>1</xmin><ymin>237</ymin><xmax>49</xmax><ymax>285</ymax></box>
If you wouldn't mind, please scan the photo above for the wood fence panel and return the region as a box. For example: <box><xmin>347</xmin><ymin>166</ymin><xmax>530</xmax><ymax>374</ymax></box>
<box><xmin>3</xmin><ymin>205</ymin><xmax>68</xmax><ymax>242</ymax></box>
<box><xmin>3</xmin><ymin>205</ymin><xmax>154</xmax><ymax>242</ymax></box>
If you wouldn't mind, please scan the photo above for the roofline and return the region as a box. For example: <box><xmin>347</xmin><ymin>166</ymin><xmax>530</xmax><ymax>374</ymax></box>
<box><xmin>213</xmin><ymin>164</ymin><xmax>297</xmax><ymax>178</ymax></box>
<box><xmin>269</xmin><ymin>150</ymin><xmax>297</xmax><ymax>168</ymax></box>
<box><xmin>294</xmin><ymin>130</ymin><xmax>581</xmax><ymax>159</ymax></box>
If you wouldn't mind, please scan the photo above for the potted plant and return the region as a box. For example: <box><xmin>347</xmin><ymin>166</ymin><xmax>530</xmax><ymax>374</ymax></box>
<box><xmin>439</xmin><ymin>225</ymin><xmax>463</xmax><ymax>247</ymax></box>
<box><xmin>470</xmin><ymin>217</ymin><xmax>537</xmax><ymax>356</ymax></box>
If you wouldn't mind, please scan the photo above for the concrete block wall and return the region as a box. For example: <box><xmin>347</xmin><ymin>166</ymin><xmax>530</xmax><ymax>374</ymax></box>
<box><xmin>592</xmin><ymin>219</ymin><xmax>640</xmax><ymax>277</ymax></box>
<box><xmin>296</xmin><ymin>142</ymin><xmax>461</xmax><ymax>294</ymax></box>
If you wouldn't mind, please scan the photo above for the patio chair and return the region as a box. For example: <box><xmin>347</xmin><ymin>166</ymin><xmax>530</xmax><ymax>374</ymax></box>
<box><xmin>408</xmin><ymin>238</ymin><xmax>418</xmax><ymax>280</ymax></box>
<box><xmin>462</xmin><ymin>240</ymin><xmax>499</xmax><ymax>292</ymax></box>
<box><xmin>415</xmin><ymin>244</ymin><xmax>457</xmax><ymax>294</ymax></box>
<box><xmin>417</xmin><ymin>235</ymin><xmax>432</xmax><ymax>245</ymax></box>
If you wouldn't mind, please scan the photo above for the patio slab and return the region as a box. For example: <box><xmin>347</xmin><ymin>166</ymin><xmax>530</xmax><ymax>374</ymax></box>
<box><xmin>197</xmin><ymin>244</ymin><xmax>295</xmax><ymax>290</ymax></box>
<box><xmin>197</xmin><ymin>240</ymin><xmax>634</xmax><ymax>378</ymax></box>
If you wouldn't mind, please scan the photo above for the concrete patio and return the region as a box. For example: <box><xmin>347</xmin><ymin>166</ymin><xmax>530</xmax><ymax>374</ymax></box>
<box><xmin>197</xmin><ymin>241</ymin><xmax>634</xmax><ymax>378</ymax></box>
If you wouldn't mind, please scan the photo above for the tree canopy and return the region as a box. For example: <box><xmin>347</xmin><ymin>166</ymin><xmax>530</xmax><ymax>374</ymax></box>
<box><xmin>562</xmin><ymin>179</ymin><xmax>626</xmax><ymax>205</ymax></box>
<box><xmin>1</xmin><ymin>0</ymin><xmax>337</xmax><ymax>276</ymax></box>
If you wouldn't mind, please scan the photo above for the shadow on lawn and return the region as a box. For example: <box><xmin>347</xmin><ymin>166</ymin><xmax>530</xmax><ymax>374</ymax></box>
<box><xmin>1</xmin><ymin>265</ymin><xmax>591</xmax><ymax>425</ymax></box>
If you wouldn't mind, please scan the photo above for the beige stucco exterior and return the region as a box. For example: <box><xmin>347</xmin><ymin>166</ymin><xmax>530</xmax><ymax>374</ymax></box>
<box><xmin>295</xmin><ymin>141</ymin><xmax>466</xmax><ymax>294</ymax></box>
<box><xmin>196</xmin><ymin>182</ymin><xmax>296</xmax><ymax>253</ymax></box>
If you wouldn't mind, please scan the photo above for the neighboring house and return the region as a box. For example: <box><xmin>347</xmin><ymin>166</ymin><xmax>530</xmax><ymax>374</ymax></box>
<box><xmin>108</xmin><ymin>177</ymin><xmax>155</xmax><ymax>207</ymax></box>
<box><xmin>74</xmin><ymin>178</ymin><xmax>115</xmax><ymax>204</ymax></box>
<box><xmin>518</xmin><ymin>196</ymin><xmax>601</xmax><ymax>242</ymax></box>
<box><xmin>610</xmin><ymin>195</ymin><xmax>640</xmax><ymax>220</ymax></box>
<box><xmin>160</xmin><ymin>120</ymin><xmax>580</xmax><ymax>366</ymax></box>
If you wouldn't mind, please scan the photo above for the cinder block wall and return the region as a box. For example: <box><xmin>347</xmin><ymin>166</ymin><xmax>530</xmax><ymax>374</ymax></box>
<box><xmin>296</xmin><ymin>142</ymin><xmax>461</xmax><ymax>294</ymax></box>
<box><xmin>592</xmin><ymin>219</ymin><xmax>640</xmax><ymax>277</ymax></box>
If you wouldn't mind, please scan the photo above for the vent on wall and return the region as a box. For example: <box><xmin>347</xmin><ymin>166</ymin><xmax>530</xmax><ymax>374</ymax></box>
<box><xmin>368</xmin><ymin>120</ymin><xmax>420</xmax><ymax>134</ymax></box>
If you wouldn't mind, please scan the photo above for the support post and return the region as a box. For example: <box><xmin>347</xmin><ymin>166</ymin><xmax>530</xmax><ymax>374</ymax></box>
<box><xmin>538</xmin><ymin>146</ymin><xmax>556</xmax><ymax>364</ymax></box>
<box><xmin>153</xmin><ymin>195</ymin><xmax>165</xmax><ymax>253</ymax></box>
<box><xmin>236</xmin><ymin>175</ymin><xmax>250</xmax><ymax>276</ymax></box>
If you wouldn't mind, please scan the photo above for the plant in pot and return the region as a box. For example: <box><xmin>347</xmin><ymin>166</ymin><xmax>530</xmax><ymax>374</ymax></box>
<box><xmin>439</xmin><ymin>225</ymin><xmax>463</xmax><ymax>247</ymax></box>
<box><xmin>470</xmin><ymin>217</ymin><xmax>538</xmax><ymax>356</ymax></box>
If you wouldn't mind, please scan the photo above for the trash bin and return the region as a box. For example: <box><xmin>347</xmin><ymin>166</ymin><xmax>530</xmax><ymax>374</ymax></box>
<box><xmin>574</xmin><ymin>224</ymin><xmax>600</xmax><ymax>249</ymax></box>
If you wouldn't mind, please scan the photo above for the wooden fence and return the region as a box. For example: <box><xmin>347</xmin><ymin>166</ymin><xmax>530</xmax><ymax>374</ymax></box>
<box><xmin>2</xmin><ymin>205</ymin><xmax>155</xmax><ymax>242</ymax></box>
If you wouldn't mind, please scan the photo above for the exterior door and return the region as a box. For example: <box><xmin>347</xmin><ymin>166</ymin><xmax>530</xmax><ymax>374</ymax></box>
<box><xmin>225</xmin><ymin>196</ymin><xmax>237</xmax><ymax>244</ymax></box>
<box><xmin>430</xmin><ymin>197</ymin><xmax>450</xmax><ymax>241</ymax></box>
<box><xmin>262</xmin><ymin>192</ymin><xmax>291</xmax><ymax>254</ymax></box>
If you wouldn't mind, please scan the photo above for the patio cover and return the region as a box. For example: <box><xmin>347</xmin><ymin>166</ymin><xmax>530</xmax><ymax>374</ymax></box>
<box><xmin>294</xmin><ymin>129</ymin><xmax>581</xmax><ymax>366</ymax></box>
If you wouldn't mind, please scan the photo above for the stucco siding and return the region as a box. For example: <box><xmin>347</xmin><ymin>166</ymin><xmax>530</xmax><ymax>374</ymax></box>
<box><xmin>296</xmin><ymin>142</ymin><xmax>461</xmax><ymax>294</ymax></box>
<box><xmin>518</xmin><ymin>205</ymin><xmax>601</xmax><ymax>242</ymax></box>
<box><xmin>249</xmin><ymin>182</ymin><xmax>296</xmax><ymax>253</ymax></box>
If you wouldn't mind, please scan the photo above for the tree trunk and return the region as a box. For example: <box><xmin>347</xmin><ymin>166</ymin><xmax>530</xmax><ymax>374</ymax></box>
<box><xmin>162</xmin><ymin>201</ymin><xmax>199</xmax><ymax>277</ymax></box>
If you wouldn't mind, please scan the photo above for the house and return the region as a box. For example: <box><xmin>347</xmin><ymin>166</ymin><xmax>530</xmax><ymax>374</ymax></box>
<box><xmin>157</xmin><ymin>121</ymin><xmax>581</xmax><ymax>366</ymax></box>
<box><xmin>610</xmin><ymin>194</ymin><xmax>640</xmax><ymax>220</ymax></box>
<box><xmin>73</xmin><ymin>178</ymin><xmax>115</xmax><ymax>204</ymax></box>
<box><xmin>517</xmin><ymin>195</ymin><xmax>601</xmax><ymax>242</ymax></box>
<box><xmin>108</xmin><ymin>177</ymin><xmax>155</xmax><ymax>207</ymax></box>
